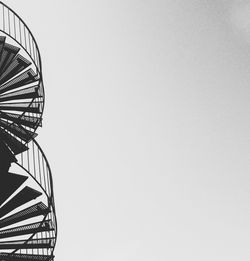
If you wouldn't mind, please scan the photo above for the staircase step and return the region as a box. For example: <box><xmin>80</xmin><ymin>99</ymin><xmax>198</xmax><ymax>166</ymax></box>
<box><xmin>0</xmin><ymin>173</ymin><xmax>27</xmax><ymax>206</ymax></box>
<box><xmin>0</xmin><ymin>112</ymin><xmax>42</xmax><ymax>129</ymax></box>
<box><xmin>0</xmin><ymin>202</ymin><xmax>50</xmax><ymax>229</ymax></box>
<box><xmin>0</xmin><ymin>140</ymin><xmax>16</xmax><ymax>168</ymax></box>
<box><xmin>0</xmin><ymin>102</ymin><xmax>41</xmax><ymax>113</ymax></box>
<box><xmin>0</xmin><ymin>55</ymin><xmax>31</xmax><ymax>85</ymax></box>
<box><xmin>0</xmin><ymin>68</ymin><xmax>39</xmax><ymax>95</ymax></box>
<box><xmin>0</xmin><ymin>120</ymin><xmax>37</xmax><ymax>142</ymax></box>
<box><xmin>0</xmin><ymin>86</ymin><xmax>39</xmax><ymax>102</ymax></box>
<box><xmin>0</xmin><ymin>129</ymin><xmax>29</xmax><ymax>155</ymax></box>
<box><xmin>0</xmin><ymin>186</ymin><xmax>42</xmax><ymax>219</ymax></box>
<box><xmin>0</xmin><ymin>253</ymin><xmax>53</xmax><ymax>261</ymax></box>
<box><xmin>0</xmin><ymin>238</ymin><xmax>54</xmax><ymax>249</ymax></box>
<box><xmin>0</xmin><ymin>220</ymin><xmax>53</xmax><ymax>239</ymax></box>
<box><xmin>0</xmin><ymin>43</ymin><xmax>20</xmax><ymax>75</ymax></box>
<box><xmin>0</xmin><ymin>37</ymin><xmax>6</xmax><ymax>59</ymax></box>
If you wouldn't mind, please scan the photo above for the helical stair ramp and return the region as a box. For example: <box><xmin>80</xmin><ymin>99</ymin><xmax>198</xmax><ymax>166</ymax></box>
<box><xmin>0</xmin><ymin>2</ymin><xmax>57</xmax><ymax>261</ymax></box>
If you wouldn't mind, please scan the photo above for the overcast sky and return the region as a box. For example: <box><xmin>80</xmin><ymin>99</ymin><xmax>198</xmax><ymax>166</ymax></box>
<box><xmin>3</xmin><ymin>1</ymin><xmax>250</xmax><ymax>260</ymax></box>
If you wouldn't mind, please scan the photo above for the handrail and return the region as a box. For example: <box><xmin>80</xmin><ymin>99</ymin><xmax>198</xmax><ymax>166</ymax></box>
<box><xmin>16</xmin><ymin>139</ymin><xmax>58</xmax><ymax>256</ymax></box>
<box><xmin>16</xmin><ymin>139</ymin><xmax>57</xmax><ymax>231</ymax></box>
<box><xmin>0</xmin><ymin>1</ymin><xmax>41</xmax><ymax>71</ymax></box>
<box><xmin>0</xmin><ymin>1</ymin><xmax>56</xmax><ymax>238</ymax></box>
<box><xmin>0</xmin><ymin>2</ymin><xmax>56</xmax><ymax>258</ymax></box>
<box><xmin>0</xmin><ymin>1</ymin><xmax>45</xmax><ymax>119</ymax></box>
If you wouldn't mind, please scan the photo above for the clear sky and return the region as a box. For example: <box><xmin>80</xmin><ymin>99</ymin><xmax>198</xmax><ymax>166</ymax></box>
<box><xmin>3</xmin><ymin>0</ymin><xmax>250</xmax><ymax>260</ymax></box>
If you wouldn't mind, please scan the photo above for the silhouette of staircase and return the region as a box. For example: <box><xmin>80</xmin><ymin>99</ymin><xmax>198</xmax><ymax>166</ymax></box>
<box><xmin>0</xmin><ymin>38</ymin><xmax>42</xmax><ymax>156</ymax></box>
<box><xmin>0</xmin><ymin>253</ymin><xmax>53</xmax><ymax>261</ymax></box>
<box><xmin>0</xmin><ymin>202</ymin><xmax>50</xmax><ymax>229</ymax></box>
<box><xmin>0</xmin><ymin>2</ymin><xmax>57</xmax><ymax>260</ymax></box>
<box><xmin>0</xmin><ymin>170</ymin><xmax>55</xmax><ymax>256</ymax></box>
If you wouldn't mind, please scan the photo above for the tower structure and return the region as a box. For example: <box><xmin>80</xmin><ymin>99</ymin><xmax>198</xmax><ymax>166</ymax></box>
<box><xmin>0</xmin><ymin>2</ymin><xmax>57</xmax><ymax>261</ymax></box>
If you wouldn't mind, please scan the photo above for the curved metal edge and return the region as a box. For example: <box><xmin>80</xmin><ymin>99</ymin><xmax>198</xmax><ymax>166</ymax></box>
<box><xmin>15</xmin><ymin>141</ymin><xmax>58</xmax><ymax>256</ymax></box>
<box><xmin>0</xmin><ymin>2</ymin><xmax>56</xmax><ymax>256</ymax></box>
<box><xmin>0</xmin><ymin>1</ymin><xmax>46</xmax><ymax>129</ymax></box>
<box><xmin>0</xmin><ymin>30</ymin><xmax>45</xmax><ymax>125</ymax></box>
<box><xmin>15</xmin><ymin>162</ymin><xmax>50</xmax><ymax>200</ymax></box>
<box><xmin>0</xmin><ymin>1</ymin><xmax>56</xmax><ymax>232</ymax></box>
<box><xmin>32</xmin><ymin>138</ymin><xmax>58</xmax><ymax>252</ymax></box>
<box><xmin>5</xmin><ymin>161</ymin><xmax>56</xmax><ymax>256</ymax></box>
<box><xmin>10</xmin><ymin>209</ymin><xmax>51</xmax><ymax>255</ymax></box>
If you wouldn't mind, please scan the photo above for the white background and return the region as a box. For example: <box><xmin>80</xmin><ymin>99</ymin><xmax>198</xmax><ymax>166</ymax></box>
<box><xmin>3</xmin><ymin>1</ymin><xmax>250</xmax><ymax>260</ymax></box>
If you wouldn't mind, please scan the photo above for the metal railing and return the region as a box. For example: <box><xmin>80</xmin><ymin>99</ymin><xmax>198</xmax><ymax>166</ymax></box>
<box><xmin>0</xmin><ymin>1</ymin><xmax>56</xmax><ymax>234</ymax></box>
<box><xmin>16</xmin><ymin>139</ymin><xmax>57</xmax><ymax>256</ymax></box>
<box><xmin>17</xmin><ymin>139</ymin><xmax>57</xmax><ymax>231</ymax></box>
<box><xmin>0</xmin><ymin>1</ymin><xmax>45</xmax><ymax>126</ymax></box>
<box><xmin>0</xmin><ymin>2</ymin><xmax>56</xmax><ymax>258</ymax></box>
<box><xmin>0</xmin><ymin>2</ymin><xmax>42</xmax><ymax>71</ymax></box>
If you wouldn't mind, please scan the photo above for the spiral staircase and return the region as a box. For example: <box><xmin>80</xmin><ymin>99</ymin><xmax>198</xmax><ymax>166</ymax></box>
<box><xmin>0</xmin><ymin>2</ymin><xmax>57</xmax><ymax>261</ymax></box>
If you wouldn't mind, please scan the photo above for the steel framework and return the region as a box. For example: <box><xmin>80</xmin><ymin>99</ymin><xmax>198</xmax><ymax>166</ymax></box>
<box><xmin>0</xmin><ymin>2</ymin><xmax>57</xmax><ymax>261</ymax></box>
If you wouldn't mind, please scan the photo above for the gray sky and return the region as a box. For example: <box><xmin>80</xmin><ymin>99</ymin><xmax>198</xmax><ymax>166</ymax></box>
<box><xmin>3</xmin><ymin>0</ymin><xmax>250</xmax><ymax>260</ymax></box>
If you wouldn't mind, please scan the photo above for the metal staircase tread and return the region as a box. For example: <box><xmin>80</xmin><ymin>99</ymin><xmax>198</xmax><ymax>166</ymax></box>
<box><xmin>0</xmin><ymin>220</ymin><xmax>53</xmax><ymax>239</ymax></box>
<box><xmin>0</xmin><ymin>85</ymin><xmax>39</xmax><ymax>102</ymax></box>
<box><xmin>0</xmin><ymin>102</ymin><xmax>41</xmax><ymax>113</ymax></box>
<box><xmin>0</xmin><ymin>111</ymin><xmax>42</xmax><ymax>129</ymax></box>
<box><xmin>0</xmin><ymin>173</ymin><xmax>27</xmax><ymax>206</ymax></box>
<box><xmin>0</xmin><ymin>68</ymin><xmax>39</xmax><ymax>95</ymax></box>
<box><xmin>0</xmin><ymin>237</ymin><xmax>55</xmax><ymax>249</ymax></box>
<box><xmin>0</xmin><ymin>140</ymin><xmax>16</xmax><ymax>167</ymax></box>
<box><xmin>0</xmin><ymin>129</ymin><xmax>29</xmax><ymax>155</ymax></box>
<box><xmin>0</xmin><ymin>36</ymin><xmax>6</xmax><ymax>59</ymax></box>
<box><xmin>0</xmin><ymin>253</ymin><xmax>53</xmax><ymax>261</ymax></box>
<box><xmin>0</xmin><ymin>202</ymin><xmax>50</xmax><ymax>229</ymax></box>
<box><xmin>0</xmin><ymin>54</ymin><xmax>31</xmax><ymax>86</ymax></box>
<box><xmin>0</xmin><ymin>121</ymin><xmax>37</xmax><ymax>143</ymax></box>
<box><xmin>0</xmin><ymin>43</ymin><xmax>20</xmax><ymax>76</ymax></box>
<box><xmin>0</xmin><ymin>186</ymin><xmax>42</xmax><ymax>219</ymax></box>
